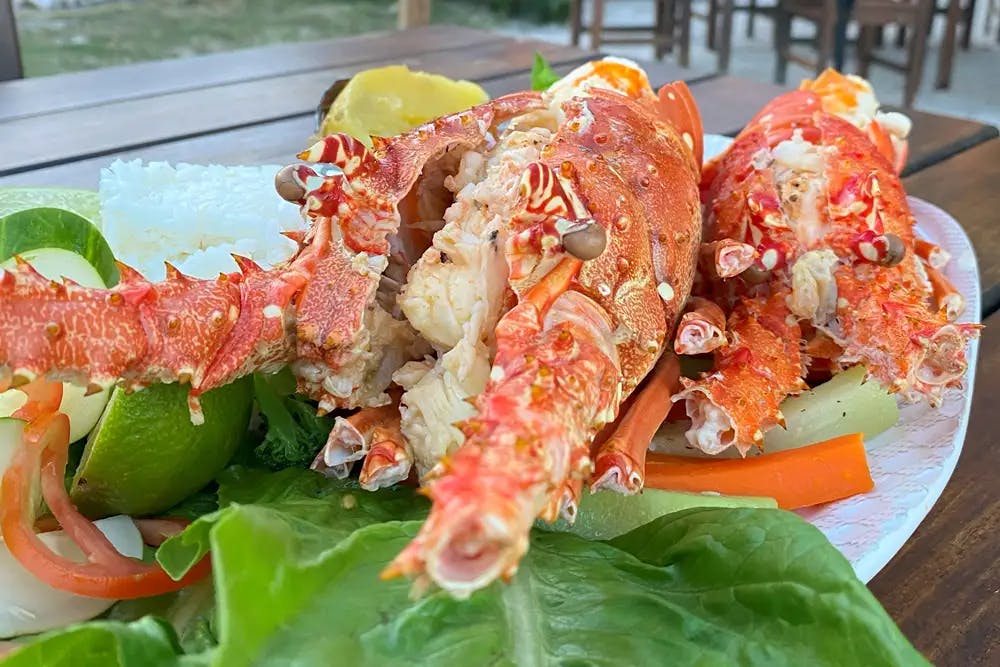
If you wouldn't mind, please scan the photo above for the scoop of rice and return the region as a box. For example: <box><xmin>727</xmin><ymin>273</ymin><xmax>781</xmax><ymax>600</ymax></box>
<box><xmin>99</xmin><ymin>160</ymin><xmax>308</xmax><ymax>281</ymax></box>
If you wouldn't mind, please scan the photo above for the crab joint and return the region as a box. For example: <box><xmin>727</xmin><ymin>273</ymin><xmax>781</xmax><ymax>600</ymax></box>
<box><xmin>561</xmin><ymin>221</ymin><xmax>607</xmax><ymax>261</ymax></box>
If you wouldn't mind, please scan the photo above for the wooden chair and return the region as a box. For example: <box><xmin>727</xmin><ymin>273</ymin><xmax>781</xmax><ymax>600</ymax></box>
<box><xmin>774</xmin><ymin>0</ymin><xmax>934</xmax><ymax>107</ymax></box>
<box><xmin>1</xmin><ymin>0</ymin><xmax>23</xmax><ymax>81</ymax></box>
<box><xmin>569</xmin><ymin>0</ymin><xmax>692</xmax><ymax>65</ymax></box>
<box><xmin>704</xmin><ymin>0</ymin><xmax>777</xmax><ymax>44</ymax></box>
<box><xmin>691</xmin><ymin>0</ymin><xmax>777</xmax><ymax>74</ymax></box>
<box><xmin>893</xmin><ymin>0</ymin><xmax>977</xmax><ymax>50</ymax></box>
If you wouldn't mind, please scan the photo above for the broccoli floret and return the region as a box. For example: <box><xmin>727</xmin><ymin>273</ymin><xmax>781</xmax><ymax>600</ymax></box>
<box><xmin>251</xmin><ymin>372</ymin><xmax>334</xmax><ymax>470</ymax></box>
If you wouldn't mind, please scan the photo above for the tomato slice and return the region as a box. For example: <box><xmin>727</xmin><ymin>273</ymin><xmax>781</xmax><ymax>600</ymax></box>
<box><xmin>1</xmin><ymin>385</ymin><xmax>211</xmax><ymax>600</ymax></box>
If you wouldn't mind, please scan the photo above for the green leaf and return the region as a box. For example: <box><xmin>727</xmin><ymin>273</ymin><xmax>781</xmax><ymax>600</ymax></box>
<box><xmin>0</xmin><ymin>207</ymin><xmax>118</xmax><ymax>286</ymax></box>
<box><xmin>204</xmin><ymin>505</ymin><xmax>927</xmax><ymax>667</ymax></box>
<box><xmin>530</xmin><ymin>52</ymin><xmax>560</xmax><ymax>91</ymax></box>
<box><xmin>609</xmin><ymin>508</ymin><xmax>930</xmax><ymax>666</ymax></box>
<box><xmin>105</xmin><ymin>581</ymin><xmax>218</xmax><ymax>654</ymax></box>
<box><xmin>0</xmin><ymin>617</ymin><xmax>205</xmax><ymax>667</ymax></box>
<box><xmin>13</xmin><ymin>472</ymin><xmax>926</xmax><ymax>667</ymax></box>
<box><xmin>249</xmin><ymin>372</ymin><xmax>334</xmax><ymax>470</ymax></box>
<box><xmin>155</xmin><ymin>467</ymin><xmax>428</xmax><ymax>579</ymax></box>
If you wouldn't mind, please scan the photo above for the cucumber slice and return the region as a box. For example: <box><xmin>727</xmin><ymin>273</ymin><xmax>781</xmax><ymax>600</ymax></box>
<box><xmin>0</xmin><ymin>248</ymin><xmax>112</xmax><ymax>441</ymax></box>
<box><xmin>546</xmin><ymin>487</ymin><xmax>778</xmax><ymax>541</ymax></box>
<box><xmin>765</xmin><ymin>365</ymin><xmax>898</xmax><ymax>452</ymax></box>
<box><xmin>0</xmin><ymin>207</ymin><xmax>118</xmax><ymax>286</ymax></box>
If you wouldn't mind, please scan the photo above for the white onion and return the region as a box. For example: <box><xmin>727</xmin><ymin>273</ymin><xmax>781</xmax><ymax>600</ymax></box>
<box><xmin>0</xmin><ymin>516</ymin><xmax>143</xmax><ymax>638</ymax></box>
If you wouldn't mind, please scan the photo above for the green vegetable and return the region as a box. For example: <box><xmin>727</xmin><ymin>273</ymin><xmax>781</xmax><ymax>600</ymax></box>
<box><xmin>0</xmin><ymin>617</ymin><xmax>200</xmax><ymax>667</ymax></box>
<box><xmin>249</xmin><ymin>371</ymin><xmax>335</xmax><ymax>470</ymax></box>
<box><xmin>530</xmin><ymin>51</ymin><xmax>560</xmax><ymax>91</ymax></box>
<box><xmin>105</xmin><ymin>580</ymin><xmax>217</xmax><ymax>655</ymax></box>
<box><xmin>765</xmin><ymin>365</ymin><xmax>899</xmax><ymax>452</ymax></box>
<box><xmin>0</xmin><ymin>207</ymin><xmax>118</xmax><ymax>286</ymax></box>
<box><xmin>69</xmin><ymin>377</ymin><xmax>254</xmax><ymax>518</ymax></box>
<box><xmin>155</xmin><ymin>467</ymin><xmax>428</xmax><ymax>579</ymax></box>
<box><xmin>547</xmin><ymin>487</ymin><xmax>778</xmax><ymax>540</ymax></box>
<box><xmin>8</xmin><ymin>470</ymin><xmax>927</xmax><ymax>666</ymax></box>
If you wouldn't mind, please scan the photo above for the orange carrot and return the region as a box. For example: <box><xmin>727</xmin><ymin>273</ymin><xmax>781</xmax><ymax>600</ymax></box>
<box><xmin>644</xmin><ymin>433</ymin><xmax>874</xmax><ymax>510</ymax></box>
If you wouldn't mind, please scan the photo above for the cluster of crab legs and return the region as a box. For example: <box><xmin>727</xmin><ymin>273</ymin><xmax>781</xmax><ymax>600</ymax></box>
<box><xmin>0</xmin><ymin>63</ymin><xmax>979</xmax><ymax>598</ymax></box>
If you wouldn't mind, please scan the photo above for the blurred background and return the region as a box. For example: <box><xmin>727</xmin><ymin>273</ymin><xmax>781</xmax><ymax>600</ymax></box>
<box><xmin>8</xmin><ymin>0</ymin><xmax>999</xmax><ymax>123</ymax></box>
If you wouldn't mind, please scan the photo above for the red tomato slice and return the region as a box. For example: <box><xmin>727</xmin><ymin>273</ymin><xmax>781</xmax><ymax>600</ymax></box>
<box><xmin>0</xmin><ymin>405</ymin><xmax>211</xmax><ymax>599</ymax></box>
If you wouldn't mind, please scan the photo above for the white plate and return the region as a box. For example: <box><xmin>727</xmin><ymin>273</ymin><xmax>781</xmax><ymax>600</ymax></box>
<box><xmin>694</xmin><ymin>135</ymin><xmax>982</xmax><ymax>582</ymax></box>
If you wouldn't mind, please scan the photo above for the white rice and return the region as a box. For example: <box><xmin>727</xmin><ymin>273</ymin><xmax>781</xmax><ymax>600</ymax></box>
<box><xmin>99</xmin><ymin>160</ymin><xmax>308</xmax><ymax>281</ymax></box>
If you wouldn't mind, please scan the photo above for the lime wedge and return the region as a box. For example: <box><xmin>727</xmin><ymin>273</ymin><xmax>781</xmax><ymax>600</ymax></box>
<box><xmin>320</xmin><ymin>65</ymin><xmax>489</xmax><ymax>145</ymax></box>
<box><xmin>0</xmin><ymin>187</ymin><xmax>101</xmax><ymax>226</ymax></box>
<box><xmin>70</xmin><ymin>377</ymin><xmax>254</xmax><ymax>518</ymax></box>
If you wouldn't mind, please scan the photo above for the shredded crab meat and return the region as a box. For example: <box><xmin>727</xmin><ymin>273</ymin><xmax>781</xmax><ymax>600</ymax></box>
<box><xmin>395</xmin><ymin>126</ymin><xmax>554</xmax><ymax>477</ymax></box>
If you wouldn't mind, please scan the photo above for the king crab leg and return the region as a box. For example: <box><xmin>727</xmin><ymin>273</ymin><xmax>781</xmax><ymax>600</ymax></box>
<box><xmin>922</xmin><ymin>260</ymin><xmax>964</xmax><ymax>322</ymax></box>
<box><xmin>590</xmin><ymin>352</ymin><xmax>680</xmax><ymax>494</ymax></box>
<box><xmin>913</xmin><ymin>238</ymin><xmax>951</xmax><ymax>270</ymax></box>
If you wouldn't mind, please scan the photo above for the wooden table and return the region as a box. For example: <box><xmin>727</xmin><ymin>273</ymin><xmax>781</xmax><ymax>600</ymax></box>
<box><xmin>0</xmin><ymin>25</ymin><xmax>997</xmax><ymax>665</ymax></box>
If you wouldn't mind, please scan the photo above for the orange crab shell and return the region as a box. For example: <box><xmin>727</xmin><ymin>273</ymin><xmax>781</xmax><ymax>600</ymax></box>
<box><xmin>557</xmin><ymin>89</ymin><xmax>701</xmax><ymax>392</ymax></box>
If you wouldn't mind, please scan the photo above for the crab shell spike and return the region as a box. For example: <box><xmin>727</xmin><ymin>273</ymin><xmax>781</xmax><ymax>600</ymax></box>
<box><xmin>231</xmin><ymin>254</ymin><xmax>263</xmax><ymax>275</ymax></box>
<box><xmin>114</xmin><ymin>261</ymin><xmax>146</xmax><ymax>284</ymax></box>
<box><xmin>163</xmin><ymin>262</ymin><xmax>187</xmax><ymax>281</ymax></box>
<box><xmin>280</xmin><ymin>229</ymin><xmax>307</xmax><ymax>244</ymax></box>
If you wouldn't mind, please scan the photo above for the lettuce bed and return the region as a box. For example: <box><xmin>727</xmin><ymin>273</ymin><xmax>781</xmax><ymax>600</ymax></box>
<box><xmin>2</xmin><ymin>468</ymin><xmax>928</xmax><ymax>667</ymax></box>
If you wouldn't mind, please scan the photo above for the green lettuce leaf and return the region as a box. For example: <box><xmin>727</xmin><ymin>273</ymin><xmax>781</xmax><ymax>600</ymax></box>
<box><xmin>105</xmin><ymin>581</ymin><xmax>217</xmax><ymax>654</ymax></box>
<box><xmin>204</xmin><ymin>503</ymin><xmax>927</xmax><ymax>667</ymax></box>
<box><xmin>156</xmin><ymin>467</ymin><xmax>428</xmax><ymax>579</ymax></box>
<box><xmin>0</xmin><ymin>617</ymin><xmax>205</xmax><ymax>667</ymax></box>
<box><xmin>7</xmin><ymin>470</ymin><xmax>927</xmax><ymax>667</ymax></box>
<box><xmin>530</xmin><ymin>52</ymin><xmax>560</xmax><ymax>91</ymax></box>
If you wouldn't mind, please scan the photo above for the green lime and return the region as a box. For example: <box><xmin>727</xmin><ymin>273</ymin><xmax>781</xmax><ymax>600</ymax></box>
<box><xmin>70</xmin><ymin>377</ymin><xmax>254</xmax><ymax>518</ymax></box>
<box><xmin>0</xmin><ymin>187</ymin><xmax>101</xmax><ymax>225</ymax></box>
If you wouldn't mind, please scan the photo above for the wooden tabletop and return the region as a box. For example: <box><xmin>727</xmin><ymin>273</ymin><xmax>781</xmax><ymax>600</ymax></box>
<box><xmin>0</xmin><ymin>25</ymin><xmax>996</xmax><ymax>666</ymax></box>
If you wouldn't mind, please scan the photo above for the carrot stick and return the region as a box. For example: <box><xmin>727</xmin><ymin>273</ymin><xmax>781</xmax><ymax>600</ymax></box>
<box><xmin>644</xmin><ymin>433</ymin><xmax>873</xmax><ymax>509</ymax></box>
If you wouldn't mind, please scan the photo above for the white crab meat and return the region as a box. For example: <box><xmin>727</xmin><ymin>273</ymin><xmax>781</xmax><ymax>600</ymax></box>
<box><xmin>787</xmin><ymin>249</ymin><xmax>840</xmax><ymax>326</ymax></box>
<box><xmin>396</xmin><ymin>126</ymin><xmax>553</xmax><ymax>476</ymax></box>
<box><xmin>772</xmin><ymin>131</ymin><xmax>829</xmax><ymax>248</ymax></box>
<box><xmin>679</xmin><ymin>389</ymin><xmax>738</xmax><ymax>455</ymax></box>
